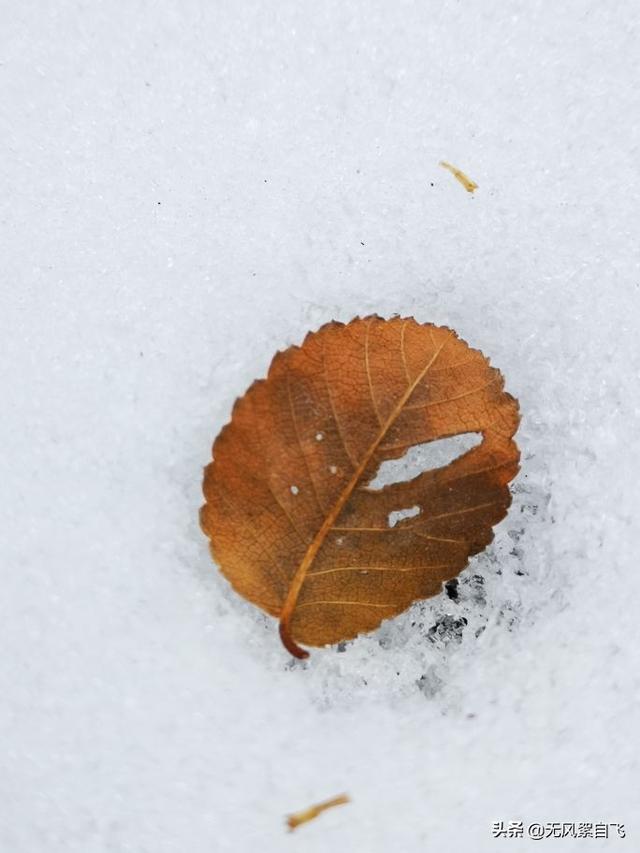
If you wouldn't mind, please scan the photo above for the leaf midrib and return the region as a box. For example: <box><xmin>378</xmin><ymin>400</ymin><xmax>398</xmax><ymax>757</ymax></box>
<box><xmin>277</xmin><ymin>334</ymin><xmax>447</xmax><ymax>657</ymax></box>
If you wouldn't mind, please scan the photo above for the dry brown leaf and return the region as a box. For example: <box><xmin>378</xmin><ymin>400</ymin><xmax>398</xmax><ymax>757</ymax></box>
<box><xmin>439</xmin><ymin>160</ymin><xmax>478</xmax><ymax>193</ymax></box>
<box><xmin>200</xmin><ymin>316</ymin><xmax>520</xmax><ymax>658</ymax></box>
<box><xmin>286</xmin><ymin>793</ymin><xmax>350</xmax><ymax>831</ymax></box>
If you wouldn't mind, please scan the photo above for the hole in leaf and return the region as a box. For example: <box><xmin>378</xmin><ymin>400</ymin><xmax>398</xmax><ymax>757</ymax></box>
<box><xmin>290</xmin><ymin>485</ymin><xmax>299</xmax><ymax>495</ymax></box>
<box><xmin>315</xmin><ymin>432</ymin><xmax>324</xmax><ymax>441</ymax></box>
<box><xmin>388</xmin><ymin>505</ymin><xmax>420</xmax><ymax>528</ymax></box>
<box><xmin>368</xmin><ymin>432</ymin><xmax>482</xmax><ymax>490</ymax></box>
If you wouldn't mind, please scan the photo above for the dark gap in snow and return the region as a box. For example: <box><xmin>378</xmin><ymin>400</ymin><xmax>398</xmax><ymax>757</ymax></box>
<box><xmin>427</xmin><ymin>615</ymin><xmax>468</xmax><ymax>645</ymax></box>
<box><xmin>445</xmin><ymin>578</ymin><xmax>459</xmax><ymax>601</ymax></box>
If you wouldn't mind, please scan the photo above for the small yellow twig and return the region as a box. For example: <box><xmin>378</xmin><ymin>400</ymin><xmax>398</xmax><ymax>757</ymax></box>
<box><xmin>286</xmin><ymin>793</ymin><xmax>350</xmax><ymax>831</ymax></box>
<box><xmin>439</xmin><ymin>160</ymin><xmax>478</xmax><ymax>193</ymax></box>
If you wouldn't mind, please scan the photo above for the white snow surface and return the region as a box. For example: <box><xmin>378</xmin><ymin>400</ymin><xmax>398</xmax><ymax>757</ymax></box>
<box><xmin>2</xmin><ymin>2</ymin><xmax>640</xmax><ymax>851</ymax></box>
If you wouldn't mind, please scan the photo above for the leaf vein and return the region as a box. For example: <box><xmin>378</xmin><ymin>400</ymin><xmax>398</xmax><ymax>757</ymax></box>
<box><xmin>322</xmin><ymin>338</ymin><xmax>358</xmax><ymax>469</ymax></box>
<box><xmin>296</xmin><ymin>599</ymin><xmax>396</xmax><ymax>609</ymax></box>
<box><xmin>365</xmin><ymin>318</ymin><xmax>382</xmax><ymax>425</ymax></box>
<box><xmin>286</xmin><ymin>371</ymin><xmax>326</xmax><ymax>516</ymax></box>
<box><xmin>404</xmin><ymin>374</ymin><xmax>500</xmax><ymax>410</ymax></box>
<box><xmin>279</xmin><ymin>339</ymin><xmax>447</xmax><ymax>651</ymax></box>
<box><xmin>332</xmin><ymin>526</ymin><xmax>463</xmax><ymax>543</ymax></box>
<box><xmin>400</xmin><ymin>319</ymin><xmax>411</xmax><ymax>383</ymax></box>
<box><xmin>307</xmin><ymin>563</ymin><xmax>451</xmax><ymax>577</ymax></box>
<box><xmin>215</xmin><ymin>487</ymin><xmax>288</xmax><ymax>588</ymax></box>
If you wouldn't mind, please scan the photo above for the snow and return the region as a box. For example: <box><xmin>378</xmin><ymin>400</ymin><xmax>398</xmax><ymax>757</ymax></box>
<box><xmin>2</xmin><ymin>1</ymin><xmax>639</xmax><ymax>851</ymax></box>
